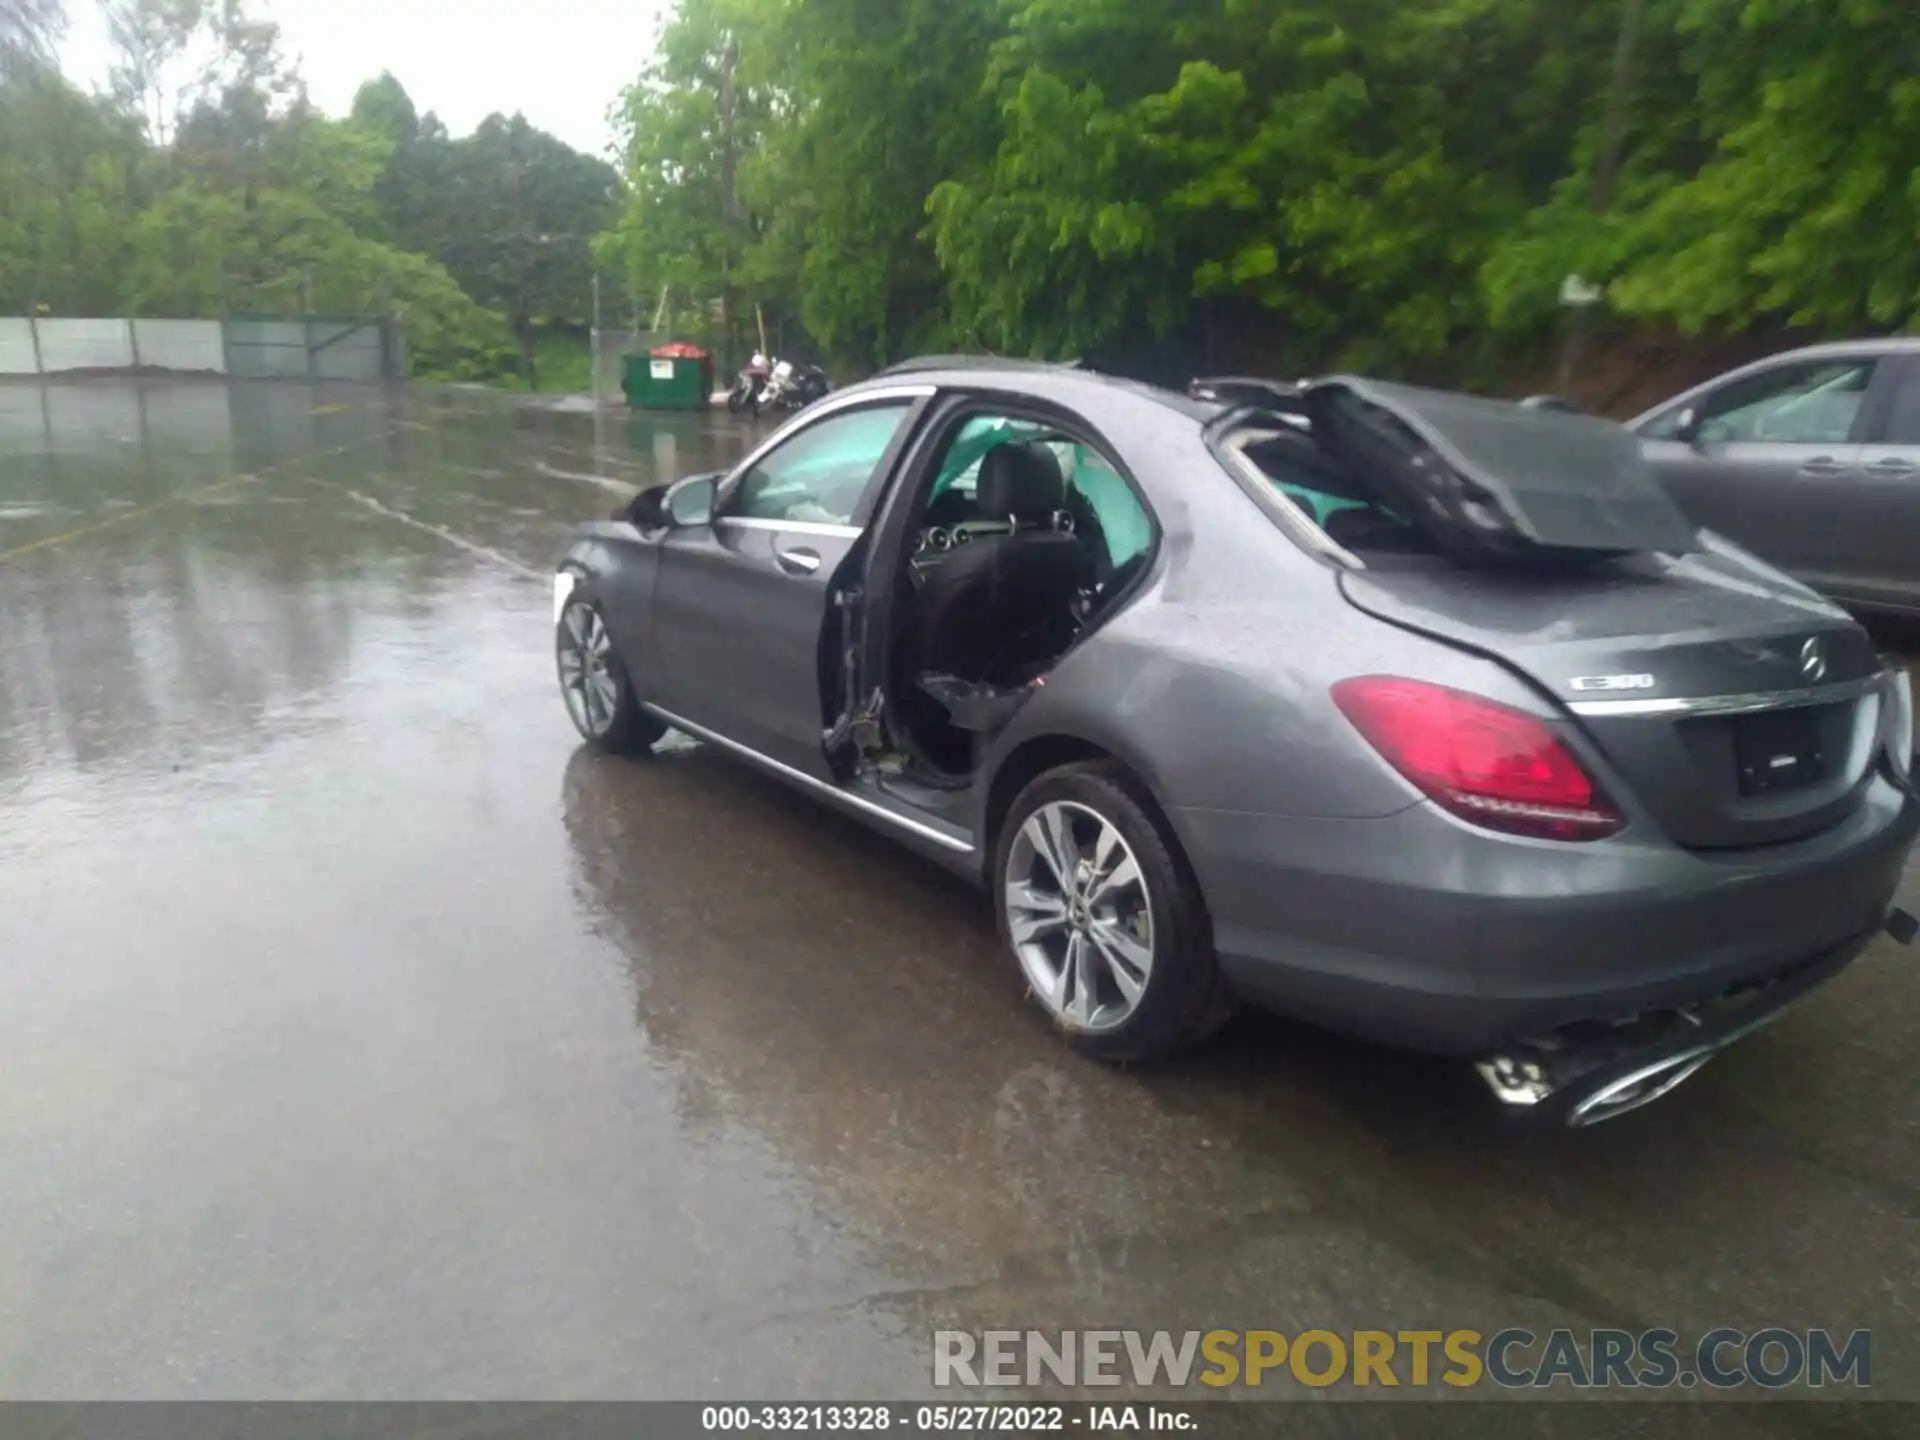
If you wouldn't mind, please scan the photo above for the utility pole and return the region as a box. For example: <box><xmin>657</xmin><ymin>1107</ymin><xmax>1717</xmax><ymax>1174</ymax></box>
<box><xmin>1559</xmin><ymin>0</ymin><xmax>1647</xmax><ymax>399</ymax></box>
<box><xmin>718</xmin><ymin>31</ymin><xmax>740</xmax><ymax>377</ymax></box>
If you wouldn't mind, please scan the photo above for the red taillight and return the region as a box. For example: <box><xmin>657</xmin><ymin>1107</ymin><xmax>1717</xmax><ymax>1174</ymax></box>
<box><xmin>1331</xmin><ymin>676</ymin><xmax>1623</xmax><ymax>841</ymax></box>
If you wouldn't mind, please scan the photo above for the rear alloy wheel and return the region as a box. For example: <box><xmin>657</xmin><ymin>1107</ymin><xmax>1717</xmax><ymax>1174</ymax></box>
<box><xmin>996</xmin><ymin>763</ymin><xmax>1232</xmax><ymax>1061</ymax></box>
<box><xmin>556</xmin><ymin>596</ymin><xmax>666</xmax><ymax>754</ymax></box>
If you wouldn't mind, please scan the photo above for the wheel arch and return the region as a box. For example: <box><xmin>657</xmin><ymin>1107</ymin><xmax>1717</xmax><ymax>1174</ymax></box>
<box><xmin>983</xmin><ymin>732</ymin><xmax>1181</xmax><ymax>864</ymax></box>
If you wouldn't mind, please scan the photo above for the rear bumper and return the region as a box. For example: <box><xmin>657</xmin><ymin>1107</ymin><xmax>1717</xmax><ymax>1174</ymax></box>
<box><xmin>1176</xmin><ymin>774</ymin><xmax>1920</xmax><ymax>1055</ymax></box>
<box><xmin>1474</xmin><ymin>930</ymin><xmax>1873</xmax><ymax>1126</ymax></box>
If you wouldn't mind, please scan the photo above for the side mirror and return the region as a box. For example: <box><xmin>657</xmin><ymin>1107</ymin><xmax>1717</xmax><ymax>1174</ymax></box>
<box><xmin>665</xmin><ymin>474</ymin><xmax>717</xmax><ymax>527</ymax></box>
<box><xmin>622</xmin><ymin>483</ymin><xmax>673</xmax><ymax>527</ymax></box>
<box><xmin>623</xmin><ymin>475</ymin><xmax>717</xmax><ymax>529</ymax></box>
<box><xmin>1673</xmin><ymin>406</ymin><xmax>1704</xmax><ymax>447</ymax></box>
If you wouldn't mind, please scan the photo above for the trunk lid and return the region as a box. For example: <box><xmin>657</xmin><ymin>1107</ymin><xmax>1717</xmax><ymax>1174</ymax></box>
<box><xmin>1339</xmin><ymin>542</ymin><xmax>1888</xmax><ymax>849</ymax></box>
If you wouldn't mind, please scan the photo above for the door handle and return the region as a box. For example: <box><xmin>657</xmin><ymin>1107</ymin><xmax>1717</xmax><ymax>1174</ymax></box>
<box><xmin>774</xmin><ymin>545</ymin><xmax>821</xmax><ymax>576</ymax></box>
<box><xmin>1798</xmin><ymin>457</ymin><xmax>1847</xmax><ymax>477</ymax></box>
<box><xmin>1865</xmin><ymin>458</ymin><xmax>1917</xmax><ymax>477</ymax></box>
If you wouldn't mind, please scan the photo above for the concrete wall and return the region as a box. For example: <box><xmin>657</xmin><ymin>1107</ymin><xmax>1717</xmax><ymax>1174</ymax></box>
<box><xmin>33</xmin><ymin>319</ymin><xmax>138</xmax><ymax>372</ymax></box>
<box><xmin>0</xmin><ymin>318</ymin><xmax>224</xmax><ymax>375</ymax></box>
<box><xmin>131</xmin><ymin>319</ymin><xmax>226</xmax><ymax>373</ymax></box>
<box><xmin>0</xmin><ymin>317</ymin><xmax>396</xmax><ymax>380</ymax></box>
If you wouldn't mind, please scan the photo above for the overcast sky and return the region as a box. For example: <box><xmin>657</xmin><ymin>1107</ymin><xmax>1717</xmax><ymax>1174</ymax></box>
<box><xmin>59</xmin><ymin>0</ymin><xmax>667</xmax><ymax>159</ymax></box>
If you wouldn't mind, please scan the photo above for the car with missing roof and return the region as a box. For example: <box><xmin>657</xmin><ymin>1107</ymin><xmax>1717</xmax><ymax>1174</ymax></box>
<box><xmin>551</xmin><ymin>358</ymin><xmax>1919</xmax><ymax>1125</ymax></box>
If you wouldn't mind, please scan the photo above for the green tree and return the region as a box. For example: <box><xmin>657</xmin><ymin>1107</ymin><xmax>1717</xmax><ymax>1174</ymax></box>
<box><xmin>10</xmin><ymin>0</ymin><xmax>1918</xmax><ymax>395</ymax></box>
<box><xmin>350</xmin><ymin>71</ymin><xmax>418</xmax><ymax>147</ymax></box>
<box><xmin>927</xmin><ymin>0</ymin><xmax>1634</xmax><ymax>373</ymax></box>
<box><xmin>1478</xmin><ymin>0</ymin><xmax>1920</xmax><ymax>363</ymax></box>
<box><xmin>598</xmin><ymin>0</ymin><xmax>780</xmax><ymax>370</ymax></box>
<box><xmin>424</xmin><ymin>113</ymin><xmax>615</xmax><ymax>388</ymax></box>
<box><xmin>126</xmin><ymin>101</ymin><xmax>511</xmax><ymax>374</ymax></box>
<box><xmin>0</xmin><ymin>66</ymin><xmax>143</xmax><ymax>313</ymax></box>
<box><xmin>1</xmin><ymin>0</ymin><xmax>63</xmax><ymax>72</ymax></box>
<box><xmin>741</xmin><ymin>0</ymin><xmax>998</xmax><ymax>365</ymax></box>
<box><xmin>1611</xmin><ymin>0</ymin><xmax>1920</xmax><ymax>335</ymax></box>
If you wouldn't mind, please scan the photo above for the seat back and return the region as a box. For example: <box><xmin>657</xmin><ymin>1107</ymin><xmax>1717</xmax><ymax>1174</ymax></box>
<box><xmin>912</xmin><ymin>442</ymin><xmax>1088</xmax><ymax>680</ymax></box>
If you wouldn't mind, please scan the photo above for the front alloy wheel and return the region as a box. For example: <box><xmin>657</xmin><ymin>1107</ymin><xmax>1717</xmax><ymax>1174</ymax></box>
<box><xmin>995</xmin><ymin>763</ymin><xmax>1232</xmax><ymax>1061</ymax></box>
<box><xmin>556</xmin><ymin>596</ymin><xmax>665</xmax><ymax>754</ymax></box>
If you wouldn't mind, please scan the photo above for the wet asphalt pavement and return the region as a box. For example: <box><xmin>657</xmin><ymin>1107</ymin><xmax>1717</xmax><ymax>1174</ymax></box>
<box><xmin>1</xmin><ymin>379</ymin><xmax>1917</xmax><ymax>1423</ymax></box>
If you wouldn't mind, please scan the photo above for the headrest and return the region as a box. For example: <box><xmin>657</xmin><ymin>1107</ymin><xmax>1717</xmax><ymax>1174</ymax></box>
<box><xmin>977</xmin><ymin>442</ymin><xmax>1065</xmax><ymax>520</ymax></box>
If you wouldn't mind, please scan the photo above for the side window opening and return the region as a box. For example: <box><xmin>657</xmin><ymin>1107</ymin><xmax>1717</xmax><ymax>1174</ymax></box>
<box><xmin>1237</xmin><ymin>428</ymin><xmax>1436</xmax><ymax>562</ymax></box>
<box><xmin>730</xmin><ymin>403</ymin><xmax>912</xmax><ymax>526</ymax></box>
<box><xmin>1065</xmin><ymin>444</ymin><xmax>1152</xmax><ymax>571</ymax></box>
<box><xmin>1694</xmin><ymin>361</ymin><xmax>1875</xmax><ymax>446</ymax></box>
<box><xmin>882</xmin><ymin>410</ymin><xmax>1157</xmax><ymax>779</ymax></box>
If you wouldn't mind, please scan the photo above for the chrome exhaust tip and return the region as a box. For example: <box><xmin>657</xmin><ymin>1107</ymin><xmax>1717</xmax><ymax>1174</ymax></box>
<box><xmin>1474</xmin><ymin>1055</ymin><xmax>1554</xmax><ymax>1109</ymax></box>
<box><xmin>1565</xmin><ymin>1047</ymin><xmax>1717</xmax><ymax>1127</ymax></box>
<box><xmin>1476</xmin><ymin>1042</ymin><xmax>1721</xmax><ymax>1127</ymax></box>
<box><xmin>1474</xmin><ymin>934</ymin><xmax>1871</xmax><ymax>1127</ymax></box>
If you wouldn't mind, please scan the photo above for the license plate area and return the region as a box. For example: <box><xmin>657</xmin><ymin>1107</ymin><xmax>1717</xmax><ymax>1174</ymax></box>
<box><xmin>1732</xmin><ymin>707</ymin><xmax>1826</xmax><ymax>796</ymax></box>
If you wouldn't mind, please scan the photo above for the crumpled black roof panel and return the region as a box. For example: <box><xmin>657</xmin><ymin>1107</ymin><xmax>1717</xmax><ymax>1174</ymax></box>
<box><xmin>1305</xmin><ymin>375</ymin><xmax>1701</xmax><ymax>556</ymax></box>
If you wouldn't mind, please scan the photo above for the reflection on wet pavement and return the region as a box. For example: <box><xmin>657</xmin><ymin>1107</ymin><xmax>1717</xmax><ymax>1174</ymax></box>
<box><xmin>2</xmin><ymin>380</ymin><xmax>1918</xmax><ymax>1416</ymax></box>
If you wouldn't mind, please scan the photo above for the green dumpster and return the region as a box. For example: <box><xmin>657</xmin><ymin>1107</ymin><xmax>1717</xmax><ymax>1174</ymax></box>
<box><xmin>623</xmin><ymin>343</ymin><xmax>714</xmax><ymax>410</ymax></box>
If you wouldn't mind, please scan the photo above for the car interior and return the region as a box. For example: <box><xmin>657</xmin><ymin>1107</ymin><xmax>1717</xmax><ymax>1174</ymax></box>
<box><xmin>1237</xmin><ymin>425</ymin><xmax>1440</xmax><ymax>565</ymax></box>
<box><xmin>885</xmin><ymin>415</ymin><xmax>1155</xmax><ymax>777</ymax></box>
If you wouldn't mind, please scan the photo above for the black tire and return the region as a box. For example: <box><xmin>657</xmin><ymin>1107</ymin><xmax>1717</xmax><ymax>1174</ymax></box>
<box><xmin>993</xmin><ymin>761</ymin><xmax>1233</xmax><ymax>1062</ymax></box>
<box><xmin>556</xmin><ymin>595</ymin><xmax>667</xmax><ymax>755</ymax></box>
<box><xmin>727</xmin><ymin>388</ymin><xmax>749</xmax><ymax>414</ymax></box>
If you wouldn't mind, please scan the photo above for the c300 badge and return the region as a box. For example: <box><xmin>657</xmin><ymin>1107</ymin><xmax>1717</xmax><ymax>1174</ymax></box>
<box><xmin>1568</xmin><ymin>673</ymin><xmax>1656</xmax><ymax>693</ymax></box>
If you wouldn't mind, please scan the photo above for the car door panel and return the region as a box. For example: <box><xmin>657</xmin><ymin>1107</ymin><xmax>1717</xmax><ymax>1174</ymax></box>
<box><xmin>652</xmin><ymin>519</ymin><xmax>860</xmax><ymax>775</ymax></box>
<box><xmin>1642</xmin><ymin>438</ymin><xmax>1855</xmax><ymax>578</ymax></box>
<box><xmin>646</xmin><ymin>396</ymin><xmax>924</xmax><ymax>778</ymax></box>
<box><xmin>1826</xmin><ymin>356</ymin><xmax>1920</xmax><ymax>610</ymax></box>
<box><xmin>1637</xmin><ymin>355</ymin><xmax>1878</xmax><ymax>585</ymax></box>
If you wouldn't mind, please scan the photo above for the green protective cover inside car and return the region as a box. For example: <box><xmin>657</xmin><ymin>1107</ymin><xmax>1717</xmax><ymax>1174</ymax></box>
<box><xmin>933</xmin><ymin>419</ymin><xmax>1152</xmax><ymax>569</ymax></box>
<box><xmin>1276</xmin><ymin>482</ymin><xmax>1374</xmax><ymax>527</ymax></box>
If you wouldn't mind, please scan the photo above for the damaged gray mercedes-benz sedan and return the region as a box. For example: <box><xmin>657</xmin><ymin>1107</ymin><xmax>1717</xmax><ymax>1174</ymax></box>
<box><xmin>551</xmin><ymin>359</ymin><xmax>1919</xmax><ymax>1125</ymax></box>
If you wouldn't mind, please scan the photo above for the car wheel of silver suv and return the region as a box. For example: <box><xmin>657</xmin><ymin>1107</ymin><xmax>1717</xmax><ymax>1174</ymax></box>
<box><xmin>995</xmin><ymin>761</ymin><xmax>1233</xmax><ymax>1061</ymax></box>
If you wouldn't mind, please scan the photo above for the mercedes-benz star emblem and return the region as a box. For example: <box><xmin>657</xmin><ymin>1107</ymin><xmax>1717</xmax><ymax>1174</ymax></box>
<box><xmin>1799</xmin><ymin>636</ymin><xmax>1828</xmax><ymax>683</ymax></box>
